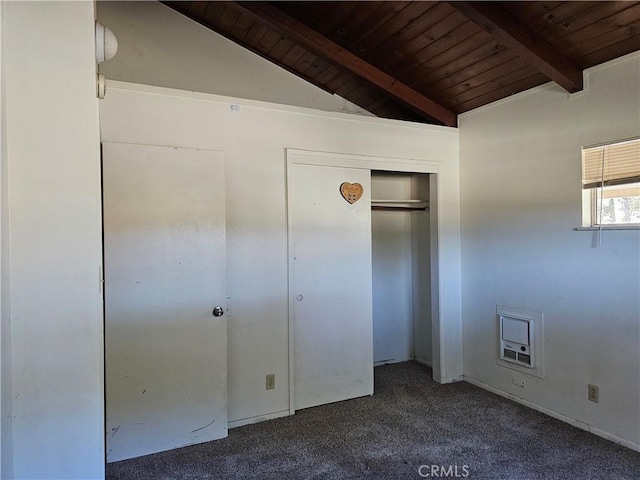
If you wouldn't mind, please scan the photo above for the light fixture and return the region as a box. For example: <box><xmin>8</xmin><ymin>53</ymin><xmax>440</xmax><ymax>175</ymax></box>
<box><xmin>95</xmin><ymin>21</ymin><xmax>118</xmax><ymax>64</ymax></box>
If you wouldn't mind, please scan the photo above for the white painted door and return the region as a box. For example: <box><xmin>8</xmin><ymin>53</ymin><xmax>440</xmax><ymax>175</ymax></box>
<box><xmin>290</xmin><ymin>163</ymin><xmax>373</xmax><ymax>410</ymax></box>
<box><xmin>103</xmin><ymin>142</ymin><xmax>227</xmax><ymax>462</ymax></box>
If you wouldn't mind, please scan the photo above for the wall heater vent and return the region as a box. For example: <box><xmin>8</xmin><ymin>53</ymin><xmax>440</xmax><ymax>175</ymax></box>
<box><xmin>503</xmin><ymin>349</ymin><xmax>517</xmax><ymax>360</ymax></box>
<box><xmin>500</xmin><ymin>315</ymin><xmax>535</xmax><ymax>368</ymax></box>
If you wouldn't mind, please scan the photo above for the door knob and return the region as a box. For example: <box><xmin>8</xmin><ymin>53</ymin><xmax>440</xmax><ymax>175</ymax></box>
<box><xmin>212</xmin><ymin>306</ymin><xmax>224</xmax><ymax>317</ymax></box>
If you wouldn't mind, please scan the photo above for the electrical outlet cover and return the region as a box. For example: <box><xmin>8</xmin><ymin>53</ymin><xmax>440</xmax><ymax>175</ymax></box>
<box><xmin>266</xmin><ymin>374</ymin><xmax>275</xmax><ymax>390</ymax></box>
<box><xmin>588</xmin><ymin>384</ymin><xmax>599</xmax><ymax>403</ymax></box>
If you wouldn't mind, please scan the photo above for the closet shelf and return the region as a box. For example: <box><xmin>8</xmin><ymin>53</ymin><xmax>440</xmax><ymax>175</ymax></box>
<box><xmin>371</xmin><ymin>199</ymin><xmax>426</xmax><ymax>203</ymax></box>
<box><xmin>371</xmin><ymin>199</ymin><xmax>429</xmax><ymax>211</ymax></box>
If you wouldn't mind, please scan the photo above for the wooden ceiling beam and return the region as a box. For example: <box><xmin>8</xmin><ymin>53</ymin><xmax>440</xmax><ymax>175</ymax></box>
<box><xmin>448</xmin><ymin>1</ymin><xmax>583</xmax><ymax>93</ymax></box>
<box><xmin>232</xmin><ymin>1</ymin><xmax>458</xmax><ymax>127</ymax></box>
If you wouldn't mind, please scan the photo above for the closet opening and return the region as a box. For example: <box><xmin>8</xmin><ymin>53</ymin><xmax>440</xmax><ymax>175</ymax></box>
<box><xmin>371</xmin><ymin>171</ymin><xmax>432</xmax><ymax>370</ymax></box>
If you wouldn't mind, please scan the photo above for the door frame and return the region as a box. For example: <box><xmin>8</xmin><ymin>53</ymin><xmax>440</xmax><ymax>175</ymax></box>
<box><xmin>286</xmin><ymin>149</ymin><xmax>455</xmax><ymax>415</ymax></box>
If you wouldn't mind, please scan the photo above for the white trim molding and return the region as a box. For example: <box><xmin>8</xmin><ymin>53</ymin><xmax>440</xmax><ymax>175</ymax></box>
<box><xmin>465</xmin><ymin>377</ymin><xmax>640</xmax><ymax>453</ymax></box>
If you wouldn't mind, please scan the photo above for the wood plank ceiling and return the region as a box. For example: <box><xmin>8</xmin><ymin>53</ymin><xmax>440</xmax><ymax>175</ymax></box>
<box><xmin>164</xmin><ymin>1</ymin><xmax>640</xmax><ymax>127</ymax></box>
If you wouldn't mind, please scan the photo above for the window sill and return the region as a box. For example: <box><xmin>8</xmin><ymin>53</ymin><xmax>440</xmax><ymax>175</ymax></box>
<box><xmin>575</xmin><ymin>225</ymin><xmax>640</xmax><ymax>231</ymax></box>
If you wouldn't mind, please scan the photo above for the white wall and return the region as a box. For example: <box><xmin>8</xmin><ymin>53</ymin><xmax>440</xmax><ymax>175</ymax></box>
<box><xmin>96</xmin><ymin>1</ymin><xmax>372</xmax><ymax>117</ymax></box>
<box><xmin>96</xmin><ymin>0</ymin><xmax>464</xmax><ymax>388</ymax></box>
<box><xmin>3</xmin><ymin>2</ymin><xmax>104</xmax><ymax>478</ymax></box>
<box><xmin>459</xmin><ymin>52</ymin><xmax>640</xmax><ymax>449</ymax></box>
<box><xmin>0</xmin><ymin>1</ymin><xmax>11</xmax><ymax>476</ymax></box>
<box><xmin>99</xmin><ymin>82</ymin><xmax>461</xmax><ymax>425</ymax></box>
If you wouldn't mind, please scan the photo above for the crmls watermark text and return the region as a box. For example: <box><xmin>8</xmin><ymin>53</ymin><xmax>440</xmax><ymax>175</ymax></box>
<box><xmin>418</xmin><ymin>465</ymin><xmax>470</xmax><ymax>478</ymax></box>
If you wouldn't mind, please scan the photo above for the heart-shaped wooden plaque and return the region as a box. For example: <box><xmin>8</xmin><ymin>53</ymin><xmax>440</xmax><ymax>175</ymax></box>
<box><xmin>340</xmin><ymin>182</ymin><xmax>363</xmax><ymax>204</ymax></box>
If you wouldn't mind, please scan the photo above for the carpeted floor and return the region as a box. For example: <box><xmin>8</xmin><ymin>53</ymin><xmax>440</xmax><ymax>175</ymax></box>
<box><xmin>106</xmin><ymin>362</ymin><xmax>640</xmax><ymax>480</ymax></box>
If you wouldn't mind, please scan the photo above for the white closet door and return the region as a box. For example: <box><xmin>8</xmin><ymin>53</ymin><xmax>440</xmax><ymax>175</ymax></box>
<box><xmin>290</xmin><ymin>163</ymin><xmax>373</xmax><ymax>410</ymax></box>
<box><xmin>103</xmin><ymin>142</ymin><xmax>227</xmax><ymax>462</ymax></box>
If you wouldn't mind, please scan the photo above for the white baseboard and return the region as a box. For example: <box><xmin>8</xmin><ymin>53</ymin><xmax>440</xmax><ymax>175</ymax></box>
<box><xmin>464</xmin><ymin>377</ymin><xmax>640</xmax><ymax>453</ymax></box>
<box><xmin>228</xmin><ymin>409</ymin><xmax>291</xmax><ymax>429</ymax></box>
<box><xmin>372</xmin><ymin>356</ymin><xmax>433</xmax><ymax>368</ymax></box>
<box><xmin>373</xmin><ymin>356</ymin><xmax>413</xmax><ymax>367</ymax></box>
<box><xmin>413</xmin><ymin>356</ymin><xmax>432</xmax><ymax>368</ymax></box>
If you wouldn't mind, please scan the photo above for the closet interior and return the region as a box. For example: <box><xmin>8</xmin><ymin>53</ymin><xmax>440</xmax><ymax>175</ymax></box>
<box><xmin>371</xmin><ymin>171</ymin><xmax>432</xmax><ymax>368</ymax></box>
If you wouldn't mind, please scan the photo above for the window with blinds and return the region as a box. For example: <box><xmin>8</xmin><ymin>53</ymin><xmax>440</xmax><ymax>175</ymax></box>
<box><xmin>582</xmin><ymin>138</ymin><xmax>640</xmax><ymax>226</ymax></box>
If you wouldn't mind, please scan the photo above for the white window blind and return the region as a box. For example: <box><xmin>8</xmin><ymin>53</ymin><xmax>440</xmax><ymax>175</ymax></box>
<box><xmin>582</xmin><ymin>138</ymin><xmax>640</xmax><ymax>189</ymax></box>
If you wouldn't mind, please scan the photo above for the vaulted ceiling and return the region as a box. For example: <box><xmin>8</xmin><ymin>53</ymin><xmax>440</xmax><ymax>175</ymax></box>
<box><xmin>164</xmin><ymin>1</ymin><xmax>640</xmax><ymax>127</ymax></box>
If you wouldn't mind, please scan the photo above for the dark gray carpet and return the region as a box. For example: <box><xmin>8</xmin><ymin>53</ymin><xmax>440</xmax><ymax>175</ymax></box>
<box><xmin>106</xmin><ymin>362</ymin><xmax>640</xmax><ymax>480</ymax></box>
